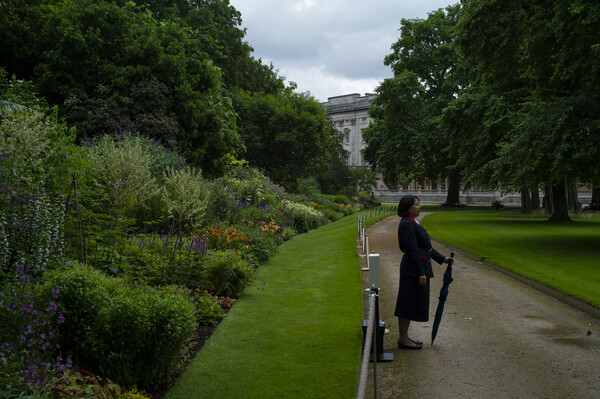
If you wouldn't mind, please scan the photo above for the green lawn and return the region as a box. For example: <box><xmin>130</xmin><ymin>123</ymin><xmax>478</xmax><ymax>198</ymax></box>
<box><xmin>165</xmin><ymin>213</ymin><xmax>373</xmax><ymax>399</ymax></box>
<box><xmin>422</xmin><ymin>211</ymin><xmax>600</xmax><ymax>308</ymax></box>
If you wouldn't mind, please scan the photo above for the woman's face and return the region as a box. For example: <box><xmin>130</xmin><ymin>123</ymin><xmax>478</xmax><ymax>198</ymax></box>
<box><xmin>408</xmin><ymin>199</ymin><xmax>421</xmax><ymax>218</ymax></box>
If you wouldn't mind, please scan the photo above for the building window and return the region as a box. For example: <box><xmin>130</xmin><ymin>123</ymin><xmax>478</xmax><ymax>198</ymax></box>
<box><xmin>344</xmin><ymin>128</ymin><xmax>351</xmax><ymax>143</ymax></box>
<box><xmin>346</xmin><ymin>155</ymin><xmax>350</xmax><ymax>166</ymax></box>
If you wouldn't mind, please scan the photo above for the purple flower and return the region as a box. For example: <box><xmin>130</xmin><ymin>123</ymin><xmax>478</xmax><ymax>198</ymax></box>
<box><xmin>51</xmin><ymin>285</ymin><xmax>60</xmax><ymax>298</ymax></box>
<box><xmin>24</xmin><ymin>325</ymin><xmax>34</xmax><ymax>335</ymax></box>
<box><xmin>57</xmin><ymin>314</ymin><xmax>65</xmax><ymax>324</ymax></box>
<box><xmin>22</xmin><ymin>299</ymin><xmax>34</xmax><ymax>314</ymax></box>
<box><xmin>46</xmin><ymin>301</ymin><xmax>57</xmax><ymax>314</ymax></box>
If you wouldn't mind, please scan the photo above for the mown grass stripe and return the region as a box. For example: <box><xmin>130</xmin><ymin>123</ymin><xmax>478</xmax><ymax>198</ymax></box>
<box><xmin>422</xmin><ymin>211</ymin><xmax>600</xmax><ymax>308</ymax></box>
<box><xmin>165</xmin><ymin>214</ymin><xmax>366</xmax><ymax>399</ymax></box>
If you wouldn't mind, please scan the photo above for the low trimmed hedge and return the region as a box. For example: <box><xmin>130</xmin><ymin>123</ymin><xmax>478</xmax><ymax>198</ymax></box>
<box><xmin>39</xmin><ymin>264</ymin><xmax>196</xmax><ymax>390</ymax></box>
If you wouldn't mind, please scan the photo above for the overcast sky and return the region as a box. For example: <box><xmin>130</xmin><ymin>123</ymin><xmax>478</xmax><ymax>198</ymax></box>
<box><xmin>229</xmin><ymin>0</ymin><xmax>455</xmax><ymax>102</ymax></box>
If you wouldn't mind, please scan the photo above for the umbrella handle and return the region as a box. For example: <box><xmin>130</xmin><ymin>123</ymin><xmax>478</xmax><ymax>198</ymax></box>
<box><xmin>450</xmin><ymin>252</ymin><xmax>454</xmax><ymax>265</ymax></box>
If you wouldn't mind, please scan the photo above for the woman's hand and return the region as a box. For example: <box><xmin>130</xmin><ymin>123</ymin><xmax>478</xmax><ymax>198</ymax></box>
<box><xmin>419</xmin><ymin>275</ymin><xmax>427</xmax><ymax>286</ymax></box>
<box><xmin>443</xmin><ymin>256</ymin><xmax>454</xmax><ymax>264</ymax></box>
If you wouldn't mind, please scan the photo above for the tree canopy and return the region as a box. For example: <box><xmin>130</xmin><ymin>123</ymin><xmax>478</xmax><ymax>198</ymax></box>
<box><xmin>363</xmin><ymin>4</ymin><xmax>464</xmax><ymax>202</ymax></box>
<box><xmin>366</xmin><ymin>0</ymin><xmax>599</xmax><ymax>220</ymax></box>
<box><xmin>1</xmin><ymin>0</ymin><xmax>347</xmax><ymax>190</ymax></box>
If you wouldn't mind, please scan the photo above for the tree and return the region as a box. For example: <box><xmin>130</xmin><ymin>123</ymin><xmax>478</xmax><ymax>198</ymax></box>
<box><xmin>0</xmin><ymin>0</ymin><xmax>243</xmax><ymax>176</ymax></box>
<box><xmin>454</xmin><ymin>0</ymin><xmax>600</xmax><ymax>221</ymax></box>
<box><xmin>363</xmin><ymin>72</ymin><xmax>425</xmax><ymax>185</ymax></box>
<box><xmin>233</xmin><ymin>89</ymin><xmax>348</xmax><ymax>193</ymax></box>
<box><xmin>364</xmin><ymin>5</ymin><xmax>465</xmax><ymax>203</ymax></box>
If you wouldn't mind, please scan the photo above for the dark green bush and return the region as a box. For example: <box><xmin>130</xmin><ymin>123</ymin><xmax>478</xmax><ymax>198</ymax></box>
<box><xmin>40</xmin><ymin>264</ymin><xmax>196</xmax><ymax>390</ymax></box>
<box><xmin>324</xmin><ymin>209</ymin><xmax>341</xmax><ymax>222</ymax></box>
<box><xmin>238</xmin><ymin>224</ymin><xmax>279</xmax><ymax>264</ymax></box>
<box><xmin>332</xmin><ymin>194</ymin><xmax>349</xmax><ymax>204</ymax></box>
<box><xmin>282</xmin><ymin>200</ymin><xmax>328</xmax><ymax>234</ymax></box>
<box><xmin>202</xmin><ymin>250</ymin><xmax>256</xmax><ymax>297</ymax></box>
<box><xmin>356</xmin><ymin>192</ymin><xmax>381</xmax><ymax>208</ymax></box>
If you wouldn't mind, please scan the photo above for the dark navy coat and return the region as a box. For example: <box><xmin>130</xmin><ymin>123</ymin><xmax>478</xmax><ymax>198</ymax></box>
<box><xmin>395</xmin><ymin>216</ymin><xmax>447</xmax><ymax>321</ymax></box>
<box><xmin>398</xmin><ymin>216</ymin><xmax>445</xmax><ymax>279</ymax></box>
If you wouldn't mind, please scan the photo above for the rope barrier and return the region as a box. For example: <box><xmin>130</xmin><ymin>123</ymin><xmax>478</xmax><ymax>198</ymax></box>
<box><xmin>357</xmin><ymin>290</ymin><xmax>377</xmax><ymax>399</ymax></box>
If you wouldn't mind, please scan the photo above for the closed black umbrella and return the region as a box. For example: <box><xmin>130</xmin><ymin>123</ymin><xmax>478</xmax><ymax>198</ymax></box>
<box><xmin>431</xmin><ymin>252</ymin><xmax>454</xmax><ymax>345</ymax></box>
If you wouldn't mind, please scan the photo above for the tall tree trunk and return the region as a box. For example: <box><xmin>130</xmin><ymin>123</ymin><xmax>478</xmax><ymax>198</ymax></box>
<box><xmin>521</xmin><ymin>187</ymin><xmax>532</xmax><ymax>214</ymax></box>
<box><xmin>567</xmin><ymin>180</ymin><xmax>581</xmax><ymax>212</ymax></box>
<box><xmin>549</xmin><ymin>178</ymin><xmax>571</xmax><ymax>222</ymax></box>
<box><xmin>543</xmin><ymin>185</ymin><xmax>553</xmax><ymax>214</ymax></box>
<box><xmin>531</xmin><ymin>186</ymin><xmax>540</xmax><ymax>210</ymax></box>
<box><xmin>444</xmin><ymin>169</ymin><xmax>460</xmax><ymax>205</ymax></box>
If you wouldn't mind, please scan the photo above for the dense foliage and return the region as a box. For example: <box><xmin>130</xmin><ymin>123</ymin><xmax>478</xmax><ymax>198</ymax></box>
<box><xmin>0</xmin><ymin>74</ymin><xmax>376</xmax><ymax>396</ymax></box>
<box><xmin>0</xmin><ymin>0</ymin><xmax>349</xmax><ymax>190</ymax></box>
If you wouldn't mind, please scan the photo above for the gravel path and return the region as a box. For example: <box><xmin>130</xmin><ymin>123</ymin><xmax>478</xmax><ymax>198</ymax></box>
<box><xmin>360</xmin><ymin>215</ymin><xmax>600</xmax><ymax>399</ymax></box>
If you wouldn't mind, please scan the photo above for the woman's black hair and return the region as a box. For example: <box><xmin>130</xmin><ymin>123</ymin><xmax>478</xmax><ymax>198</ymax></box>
<box><xmin>397</xmin><ymin>195</ymin><xmax>419</xmax><ymax>217</ymax></box>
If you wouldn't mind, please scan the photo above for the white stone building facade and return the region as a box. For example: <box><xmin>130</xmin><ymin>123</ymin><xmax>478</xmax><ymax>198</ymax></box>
<box><xmin>322</xmin><ymin>93</ymin><xmax>375</xmax><ymax>167</ymax></box>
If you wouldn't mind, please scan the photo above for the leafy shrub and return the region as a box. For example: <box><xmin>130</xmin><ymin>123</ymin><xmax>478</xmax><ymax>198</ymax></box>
<box><xmin>203</xmin><ymin>250</ymin><xmax>255</xmax><ymax>298</ymax></box>
<box><xmin>40</xmin><ymin>265</ymin><xmax>196</xmax><ymax>390</ymax></box>
<box><xmin>238</xmin><ymin>224</ymin><xmax>279</xmax><ymax>263</ymax></box>
<box><xmin>103</xmin><ymin>232</ymin><xmax>254</xmax><ymax>298</ymax></box>
<box><xmin>282</xmin><ymin>199</ymin><xmax>328</xmax><ymax>234</ymax></box>
<box><xmin>161</xmin><ymin>166</ymin><xmax>208</xmax><ymax>235</ymax></box>
<box><xmin>295</xmin><ymin>177</ymin><xmax>321</xmax><ymax>197</ymax></box>
<box><xmin>224</xmin><ymin>166</ymin><xmax>279</xmax><ymax>208</ymax></box>
<box><xmin>324</xmin><ymin>209</ymin><xmax>341</xmax><ymax>222</ymax></box>
<box><xmin>196</xmin><ymin>225</ymin><xmax>251</xmax><ymax>253</ymax></box>
<box><xmin>191</xmin><ymin>290</ymin><xmax>225</xmax><ymax>326</ymax></box>
<box><xmin>0</xmin><ymin>192</ymin><xmax>65</xmax><ymax>280</ymax></box>
<box><xmin>87</xmin><ymin>134</ymin><xmax>159</xmax><ymax>226</ymax></box>
<box><xmin>333</xmin><ymin>194</ymin><xmax>350</xmax><ymax>205</ymax></box>
<box><xmin>48</xmin><ymin>369</ymin><xmax>151</xmax><ymax>398</ymax></box>
<box><xmin>0</xmin><ymin>111</ymin><xmax>53</xmax><ymax>190</ymax></box>
<box><xmin>204</xmin><ymin>178</ymin><xmax>237</xmax><ymax>224</ymax></box>
<box><xmin>356</xmin><ymin>192</ymin><xmax>381</xmax><ymax>208</ymax></box>
<box><xmin>106</xmin><ymin>232</ymin><xmax>209</xmax><ymax>289</ymax></box>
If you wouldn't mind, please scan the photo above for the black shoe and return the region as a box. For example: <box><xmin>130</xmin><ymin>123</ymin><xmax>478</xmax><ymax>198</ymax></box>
<box><xmin>398</xmin><ymin>341</ymin><xmax>423</xmax><ymax>350</ymax></box>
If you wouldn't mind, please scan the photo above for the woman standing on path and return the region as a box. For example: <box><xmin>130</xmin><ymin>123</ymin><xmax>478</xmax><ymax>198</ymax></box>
<box><xmin>395</xmin><ymin>195</ymin><xmax>453</xmax><ymax>349</ymax></box>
